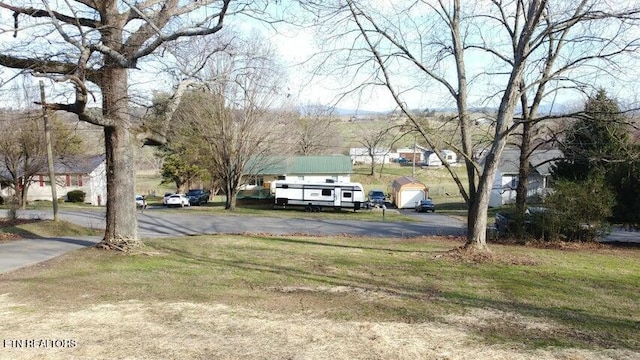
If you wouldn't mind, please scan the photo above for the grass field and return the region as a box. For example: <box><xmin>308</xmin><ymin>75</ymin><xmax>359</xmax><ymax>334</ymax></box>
<box><xmin>0</xmin><ymin>234</ymin><xmax>638</xmax><ymax>359</ymax></box>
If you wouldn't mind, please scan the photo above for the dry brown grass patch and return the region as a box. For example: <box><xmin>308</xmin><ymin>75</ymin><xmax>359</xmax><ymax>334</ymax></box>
<box><xmin>434</xmin><ymin>245</ymin><xmax>539</xmax><ymax>266</ymax></box>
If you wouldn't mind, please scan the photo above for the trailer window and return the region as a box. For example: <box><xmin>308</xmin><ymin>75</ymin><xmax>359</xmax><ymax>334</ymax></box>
<box><xmin>322</xmin><ymin>189</ymin><xmax>332</xmax><ymax>196</ymax></box>
<box><xmin>343</xmin><ymin>192</ymin><xmax>352</xmax><ymax>198</ymax></box>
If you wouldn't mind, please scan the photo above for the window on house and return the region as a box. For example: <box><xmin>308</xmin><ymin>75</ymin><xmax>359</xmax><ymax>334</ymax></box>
<box><xmin>38</xmin><ymin>175</ymin><xmax>51</xmax><ymax>187</ymax></box>
<box><xmin>248</xmin><ymin>176</ymin><xmax>264</xmax><ymax>187</ymax></box>
<box><xmin>510</xmin><ymin>177</ymin><xmax>519</xmax><ymax>189</ymax></box>
<box><xmin>65</xmin><ymin>175</ymin><xmax>71</xmax><ymax>187</ymax></box>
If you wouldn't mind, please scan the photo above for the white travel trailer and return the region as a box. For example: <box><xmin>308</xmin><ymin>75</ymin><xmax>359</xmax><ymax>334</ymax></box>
<box><xmin>273</xmin><ymin>180</ymin><xmax>366</xmax><ymax>211</ymax></box>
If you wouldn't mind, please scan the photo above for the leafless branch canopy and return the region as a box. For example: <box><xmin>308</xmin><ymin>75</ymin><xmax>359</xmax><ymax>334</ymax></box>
<box><xmin>0</xmin><ymin>0</ymin><xmax>234</xmax><ymax>127</ymax></box>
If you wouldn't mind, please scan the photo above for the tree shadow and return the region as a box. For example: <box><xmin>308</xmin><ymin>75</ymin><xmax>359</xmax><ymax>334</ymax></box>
<box><xmin>148</xmin><ymin>236</ymin><xmax>639</xmax><ymax>351</ymax></box>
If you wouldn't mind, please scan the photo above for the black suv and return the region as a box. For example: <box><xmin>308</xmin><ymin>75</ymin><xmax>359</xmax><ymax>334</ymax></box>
<box><xmin>186</xmin><ymin>189</ymin><xmax>210</xmax><ymax>206</ymax></box>
<box><xmin>367</xmin><ymin>190</ymin><xmax>386</xmax><ymax>208</ymax></box>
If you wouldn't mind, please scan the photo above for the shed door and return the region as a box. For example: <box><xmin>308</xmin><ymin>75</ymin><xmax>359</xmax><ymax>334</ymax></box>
<box><xmin>401</xmin><ymin>189</ymin><xmax>425</xmax><ymax>209</ymax></box>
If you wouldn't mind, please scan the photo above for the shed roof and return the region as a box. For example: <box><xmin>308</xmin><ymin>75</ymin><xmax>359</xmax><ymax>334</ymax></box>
<box><xmin>392</xmin><ymin>176</ymin><xmax>426</xmax><ymax>188</ymax></box>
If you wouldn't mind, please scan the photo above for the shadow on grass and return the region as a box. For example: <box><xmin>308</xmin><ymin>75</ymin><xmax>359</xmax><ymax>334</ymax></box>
<box><xmin>443</xmin><ymin>292</ymin><xmax>640</xmax><ymax>350</ymax></box>
<box><xmin>148</xmin><ymin>236</ymin><xmax>638</xmax><ymax>351</ymax></box>
<box><xmin>259</xmin><ymin>235</ymin><xmax>442</xmax><ymax>254</ymax></box>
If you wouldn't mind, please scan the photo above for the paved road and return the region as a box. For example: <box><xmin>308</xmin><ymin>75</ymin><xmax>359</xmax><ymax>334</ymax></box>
<box><xmin>56</xmin><ymin>208</ymin><xmax>467</xmax><ymax>238</ymax></box>
<box><xmin>3</xmin><ymin>208</ymin><xmax>637</xmax><ymax>274</ymax></box>
<box><xmin>0</xmin><ymin>236</ymin><xmax>100</xmax><ymax>274</ymax></box>
<box><xmin>0</xmin><ymin>208</ymin><xmax>464</xmax><ymax>274</ymax></box>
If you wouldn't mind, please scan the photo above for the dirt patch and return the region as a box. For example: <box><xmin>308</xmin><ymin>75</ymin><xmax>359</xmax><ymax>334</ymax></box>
<box><xmin>269</xmin><ymin>285</ymin><xmax>402</xmax><ymax>302</ymax></box>
<box><xmin>0</xmin><ymin>232</ymin><xmax>24</xmax><ymax>244</ymax></box>
<box><xmin>434</xmin><ymin>246</ymin><xmax>539</xmax><ymax>266</ymax></box>
<box><xmin>0</xmin><ymin>295</ymin><xmax>635</xmax><ymax>360</ymax></box>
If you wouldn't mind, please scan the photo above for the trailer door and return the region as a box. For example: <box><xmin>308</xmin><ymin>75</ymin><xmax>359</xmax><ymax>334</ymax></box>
<box><xmin>334</xmin><ymin>187</ymin><xmax>342</xmax><ymax>207</ymax></box>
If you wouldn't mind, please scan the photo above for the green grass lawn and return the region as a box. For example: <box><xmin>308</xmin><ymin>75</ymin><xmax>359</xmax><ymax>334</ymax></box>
<box><xmin>2</xmin><ymin>234</ymin><xmax>638</xmax><ymax>352</ymax></box>
<box><xmin>0</xmin><ymin>219</ymin><xmax>101</xmax><ymax>239</ymax></box>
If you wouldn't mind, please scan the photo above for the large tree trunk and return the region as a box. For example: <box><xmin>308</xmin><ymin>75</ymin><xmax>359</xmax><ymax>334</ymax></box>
<box><xmin>465</xmin><ymin>148</ymin><xmax>506</xmax><ymax>251</ymax></box>
<box><xmin>227</xmin><ymin>192</ymin><xmax>237</xmax><ymax>210</ymax></box>
<box><xmin>99</xmin><ymin>66</ymin><xmax>140</xmax><ymax>249</ymax></box>
<box><xmin>515</xmin><ymin>121</ymin><xmax>532</xmax><ymax>236</ymax></box>
<box><xmin>466</xmin><ymin>195</ymin><xmax>490</xmax><ymax>251</ymax></box>
<box><xmin>20</xmin><ymin>184</ymin><xmax>28</xmax><ymax>210</ymax></box>
<box><xmin>465</xmin><ymin>160</ymin><xmax>494</xmax><ymax>251</ymax></box>
<box><xmin>224</xmin><ymin>177</ymin><xmax>236</xmax><ymax>210</ymax></box>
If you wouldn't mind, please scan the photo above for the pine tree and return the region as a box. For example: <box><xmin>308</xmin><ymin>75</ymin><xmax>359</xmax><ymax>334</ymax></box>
<box><xmin>553</xmin><ymin>89</ymin><xmax>629</xmax><ymax>180</ymax></box>
<box><xmin>552</xmin><ymin>89</ymin><xmax>639</xmax><ymax>227</ymax></box>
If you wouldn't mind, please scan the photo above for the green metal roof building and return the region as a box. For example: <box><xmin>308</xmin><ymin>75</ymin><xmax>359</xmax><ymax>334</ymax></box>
<box><xmin>247</xmin><ymin>155</ymin><xmax>354</xmax><ymax>182</ymax></box>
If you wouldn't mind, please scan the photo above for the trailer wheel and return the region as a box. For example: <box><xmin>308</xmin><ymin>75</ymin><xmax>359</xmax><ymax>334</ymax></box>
<box><xmin>314</xmin><ymin>206</ymin><xmax>321</xmax><ymax>212</ymax></box>
<box><xmin>305</xmin><ymin>205</ymin><xmax>312</xmax><ymax>212</ymax></box>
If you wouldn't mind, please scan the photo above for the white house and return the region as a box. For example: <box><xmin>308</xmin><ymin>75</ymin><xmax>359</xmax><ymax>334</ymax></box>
<box><xmin>349</xmin><ymin>148</ymin><xmax>392</xmax><ymax>165</ymax></box>
<box><xmin>396</xmin><ymin>146</ymin><xmax>424</xmax><ymax>163</ymax></box>
<box><xmin>27</xmin><ymin>155</ymin><xmax>107</xmax><ymax>206</ymax></box>
<box><xmin>489</xmin><ymin>149</ymin><xmax>563</xmax><ymax>207</ymax></box>
<box><xmin>423</xmin><ymin>151</ymin><xmax>443</xmax><ymax>166</ymax></box>
<box><xmin>440</xmin><ymin>149</ymin><xmax>457</xmax><ymax>164</ymax></box>
<box><xmin>421</xmin><ymin>149</ymin><xmax>457</xmax><ymax>167</ymax></box>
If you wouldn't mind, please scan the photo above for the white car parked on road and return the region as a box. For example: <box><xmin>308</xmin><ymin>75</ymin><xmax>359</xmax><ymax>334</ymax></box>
<box><xmin>135</xmin><ymin>195</ymin><xmax>147</xmax><ymax>209</ymax></box>
<box><xmin>165</xmin><ymin>194</ymin><xmax>191</xmax><ymax>207</ymax></box>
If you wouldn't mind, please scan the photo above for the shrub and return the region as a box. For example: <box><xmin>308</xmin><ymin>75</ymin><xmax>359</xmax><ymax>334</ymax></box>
<box><xmin>544</xmin><ymin>176</ymin><xmax>614</xmax><ymax>242</ymax></box>
<box><xmin>66</xmin><ymin>190</ymin><xmax>86</xmax><ymax>203</ymax></box>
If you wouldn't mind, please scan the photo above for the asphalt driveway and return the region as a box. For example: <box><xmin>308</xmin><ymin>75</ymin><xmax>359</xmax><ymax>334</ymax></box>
<box><xmin>0</xmin><ymin>208</ymin><xmax>466</xmax><ymax>274</ymax></box>
<box><xmin>54</xmin><ymin>208</ymin><xmax>467</xmax><ymax>238</ymax></box>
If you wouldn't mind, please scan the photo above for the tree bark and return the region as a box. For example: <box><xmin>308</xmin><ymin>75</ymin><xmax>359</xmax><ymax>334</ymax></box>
<box><xmin>224</xmin><ymin>177</ymin><xmax>238</xmax><ymax>210</ymax></box>
<box><xmin>99</xmin><ymin>65</ymin><xmax>140</xmax><ymax>249</ymax></box>
<box><xmin>465</xmin><ymin>153</ymin><xmax>499</xmax><ymax>251</ymax></box>
<box><xmin>515</xmin><ymin>121</ymin><xmax>532</xmax><ymax>235</ymax></box>
<box><xmin>20</xmin><ymin>184</ymin><xmax>28</xmax><ymax>210</ymax></box>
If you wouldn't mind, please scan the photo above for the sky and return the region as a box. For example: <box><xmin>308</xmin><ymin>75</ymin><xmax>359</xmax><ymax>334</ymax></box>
<box><xmin>1</xmin><ymin>1</ymin><xmax>639</xmax><ymax>114</ymax></box>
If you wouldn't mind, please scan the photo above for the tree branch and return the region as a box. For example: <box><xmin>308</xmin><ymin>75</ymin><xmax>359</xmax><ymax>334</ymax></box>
<box><xmin>0</xmin><ymin>2</ymin><xmax>100</xmax><ymax>28</ymax></box>
<box><xmin>127</xmin><ymin>0</ymin><xmax>231</xmax><ymax>61</ymax></box>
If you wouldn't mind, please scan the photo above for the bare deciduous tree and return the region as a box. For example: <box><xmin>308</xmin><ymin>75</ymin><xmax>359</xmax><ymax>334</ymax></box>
<box><xmin>169</xmin><ymin>34</ymin><xmax>289</xmax><ymax>210</ymax></box>
<box><xmin>0</xmin><ymin>1</ymin><xmax>241</xmax><ymax>249</ymax></box>
<box><xmin>301</xmin><ymin>0</ymin><xmax>640</xmax><ymax>250</ymax></box>
<box><xmin>354</xmin><ymin>123</ymin><xmax>402</xmax><ymax>177</ymax></box>
<box><xmin>295</xmin><ymin>104</ymin><xmax>343</xmax><ymax>156</ymax></box>
<box><xmin>0</xmin><ymin>110</ymin><xmax>83</xmax><ymax>208</ymax></box>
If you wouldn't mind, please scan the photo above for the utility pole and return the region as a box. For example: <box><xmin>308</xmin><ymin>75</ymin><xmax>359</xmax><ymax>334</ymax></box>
<box><xmin>412</xmin><ymin>137</ymin><xmax>416</xmax><ymax>177</ymax></box>
<box><xmin>39</xmin><ymin>80</ymin><xmax>59</xmax><ymax>222</ymax></box>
